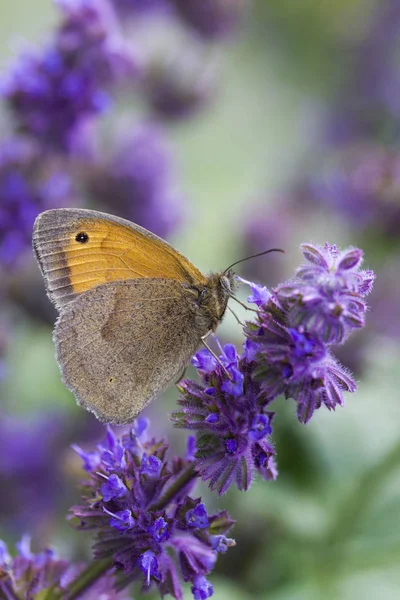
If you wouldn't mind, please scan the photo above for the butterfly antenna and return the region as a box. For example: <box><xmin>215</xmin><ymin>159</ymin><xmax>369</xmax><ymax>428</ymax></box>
<box><xmin>224</xmin><ymin>248</ymin><xmax>284</xmax><ymax>274</ymax></box>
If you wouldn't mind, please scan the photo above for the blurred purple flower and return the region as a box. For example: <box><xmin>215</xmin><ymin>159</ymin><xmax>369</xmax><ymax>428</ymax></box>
<box><xmin>172</xmin><ymin>343</ymin><xmax>277</xmax><ymax>495</ymax></box>
<box><xmin>0</xmin><ymin>411</ymin><xmax>66</xmax><ymax>537</ymax></box>
<box><xmin>355</xmin><ymin>0</ymin><xmax>400</xmax><ymax>124</ymax></box>
<box><xmin>85</xmin><ymin>125</ymin><xmax>184</xmax><ymax>237</ymax></box>
<box><xmin>111</xmin><ymin>0</ymin><xmax>168</xmax><ymax>15</ymax></box>
<box><xmin>239</xmin><ymin>195</ymin><xmax>310</xmax><ymax>286</ymax></box>
<box><xmin>0</xmin><ymin>408</ymin><xmax>104</xmax><ymax>539</ymax></box>
<box><xmin>2</xmin><ymin>0</ymin><xmax>132</xmax><ymax>151</ymax></box>
<box><xmin>0</xmin><ymin>537</ymin><xmax>129</xmax><ymax>599</ymax></box>
<box><xmin>324</xmin><ymin>0</ymin><xmax>400</xmax><ymax>143</ymax></box>
<box><xmin>142</xmin><ymin>51</ymin><xmax>216</xmax><ymax>121</ymax></box>
<box><xmin>311</xmin><ymin>144</ymin><xmax>400</xmax><ymax>236</ymax></box>
<box><xmin>171</xmin><ymin>0</ymin><xmax>247</xmax><ymax>39</ymax></box>
<box><xmin>0</xmin><ymin>138</ymin><xmax>72</xmax><ymax>268</ymax></box>
<box><xmin>70</xmin><ymin>420</ymin><xmax>234</xmax><ymax>598</ymax></box>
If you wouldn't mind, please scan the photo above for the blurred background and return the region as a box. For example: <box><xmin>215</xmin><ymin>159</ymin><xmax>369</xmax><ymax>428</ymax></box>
<box><xmin>1</xmin><ymin>0</ymin><xmax>400</xmax><ymax>598</ymax></box>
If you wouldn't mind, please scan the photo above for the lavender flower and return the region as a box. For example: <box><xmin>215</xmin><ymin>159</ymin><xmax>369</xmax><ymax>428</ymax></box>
<box><xmin>245</xmin><ymin>243</ymin><xmax>374</xmax><ymax>422</ymax></box>
<box><xmin>70</xmin><ymin>419</ymin><xmax>234</xmax><ymax>598</ymax></box>
<box><xmin>322</xmin><ymin>0</ymin><xmax>400</xmax><ymax>143</ymax></box>
<box><xmin>142</xmin><ymin>51</ymin><xmax>215</xmax><ymax>121</ymax></box>
<box><xmin>277</xmin><ymin>243</ymin><xmax>374</xmax><ymax>344</ymax></box>
<box><xmin>175</xmin><ymin>243</ymin><xmax>374</xmax><ymax>469</ymax></box>
<box><xmin>85</xmin><ymin>126</ymin><xmax>184</xmax><ymax>237</ymax></box>
<box><xmin>311</xmin><ymin>143</ymin><xmax>400</xmax><ymax>236</ymax></box>
<box><xmin>0</xmin><ymin>138</ymin><xmax>72</xmax><ymax>268</ymax></box>
<box><xmin>2</xmin><ymin>0</ymin><xmax>132</xmax><ymax>151</ymax></box>
<box><xmin>0</xmin><ymin>537</ymin><xmax>129</xmax><ymax>599</ymax></box>
<box><xmin>172</xmin><ymin>343</ymin><xmax>278</xmax><ymax>495</ymax></box>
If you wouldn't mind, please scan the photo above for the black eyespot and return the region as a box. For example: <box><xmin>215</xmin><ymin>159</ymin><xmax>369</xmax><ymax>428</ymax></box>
<box><xmin>75</xmin><ymin>231</ymin><xmax>89</xmax><ymax>243</ymax></box>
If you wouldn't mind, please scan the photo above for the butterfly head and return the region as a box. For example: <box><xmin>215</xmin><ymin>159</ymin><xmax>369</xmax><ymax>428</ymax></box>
<box><xmin>200</xmin><ymin>270</ymin><xmax>237</xmax><ymax>330</ymax></box>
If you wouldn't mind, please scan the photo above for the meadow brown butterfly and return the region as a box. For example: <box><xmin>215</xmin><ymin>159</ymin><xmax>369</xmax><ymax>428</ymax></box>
<box><xmin>33</xmin><ymin>208</ymin><xmax>236</xmax><ymax>424</ymax></box>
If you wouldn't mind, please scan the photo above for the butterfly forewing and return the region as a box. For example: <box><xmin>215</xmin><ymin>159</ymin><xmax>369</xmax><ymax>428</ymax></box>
<box><xmin>33</xmin><ymin>208</ymin><xmax>206</xmax><ymax>309</ymax></box>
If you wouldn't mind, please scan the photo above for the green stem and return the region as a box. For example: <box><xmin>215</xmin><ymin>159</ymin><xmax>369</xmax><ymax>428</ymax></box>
<box><xmin>150</xmin><ymin>462</ymin><xmax>198</xmax><ymax>511</ymax></box>
<box><xmin>53</xmin><ymin>558</ymin><xmax>113</xmax><ymax>600</ymax></box>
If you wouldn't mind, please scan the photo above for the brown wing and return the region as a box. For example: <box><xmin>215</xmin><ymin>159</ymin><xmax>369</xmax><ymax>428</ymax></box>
<box><xmin>54</xmin><ymin>278</ymin><xmax>208</xmax><ymax>424</ymax></box>
<box><xmin>33</xmin><ymin>208</ymin><xmax>206</xmax><ymax>309</ymax></box>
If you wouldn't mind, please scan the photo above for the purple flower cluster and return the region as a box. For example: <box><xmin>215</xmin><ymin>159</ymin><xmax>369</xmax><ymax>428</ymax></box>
<box><xmin>70</xmin><ymin>419</ymin><xmax>234</xmax><ymax>599</ymax></box>
<box><xmin>0</xmin><ymin>138</ymin><xmax>72</xmax><ymax>268</ymax></box>
<box><xmin>0</xmin><ymin>0</ymin><xmax>248</xmax><ymax>274</ymax></box>
<box><xmin>173</xmin><ymin>343</ymin><xmax>278</xmax><ymax>495</ymax></box>
<box><xmin>2</xmin><ymin>0</ymin><xmax>132</xmax><ymax>151</ymax></box>
<box><xmin>245</xmin><ymin>243</ymin><xmax>374</xmax><ymax>423</ymax></box>
<box><xmin>174</xmin><ymin>244</ymin><xmax>374</xmax><ymax>487</ymax></box>
<box><xmin>85</xmin><ymin>126</ymin><xmax>183</xmax><ymax>237</ymax></box>
<box><xmin>0</xmin><ymin>536</ymin><xmax>128</xmax><ymax>599</ymax></box>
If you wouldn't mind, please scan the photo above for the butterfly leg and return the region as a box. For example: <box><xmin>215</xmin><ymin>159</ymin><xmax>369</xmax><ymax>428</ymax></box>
<box><xmin>201</xmin><ymin>334</ymin><xmax>233</xmax><ymax>381</ymax></box>
<box><xmin>230</xmin><ymin>295</ymin><xmax>258</xmax><ymax>313</ymax></box>
<box><xmin>227</xmin><ymin>304</ymin><xmax>244</xmax><ymax>326</ymax></box>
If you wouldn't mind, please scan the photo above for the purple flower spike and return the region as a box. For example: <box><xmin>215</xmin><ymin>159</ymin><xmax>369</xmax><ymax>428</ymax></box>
<box><xmin>173</xmin><ymin>343</ymin><xmax>277</xmax><ymax>494</ymax></box>
<box><xmin>0</xmin><ymin>538</ymin><xmax>125</xmax><ymax>598</ymax></box>
<box><xmin>70</xmin><ymin>421</ymin><xmax>234</xmax><ymax>596</ymax></box>
<box><xmin>176</xmin><ymin>242</ymin><xmax>373</xmax><ymax>464</ymax></box>
<box><xmin>0</xmin><ymin>138</ymin><xmax>72</xmax><ymax>267</ymax></box>
<box><xmin>2</xmin><ymin>0</ymin><xmax>132</xmax><ymax>151</ymax></box>
<box><xmin>241</xmin><ymin>243</ymin><xmax>373</xmax><ymax>423</ymax></box>
<box><xmin>191</xmin><ymin>574</ymin><xmax>214</xmax><ymax>600</ymax></box>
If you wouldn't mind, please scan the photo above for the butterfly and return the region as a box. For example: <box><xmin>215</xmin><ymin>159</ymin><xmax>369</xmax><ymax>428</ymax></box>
<box><xmin>33</xmin><ymin>208</ymin><xmax>236</xmax><ymax>424</ymax></box>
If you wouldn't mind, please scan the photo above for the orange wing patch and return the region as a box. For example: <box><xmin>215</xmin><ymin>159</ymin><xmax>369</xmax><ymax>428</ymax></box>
<box><xmin>33</xmin><ymin>209</ymin><xmax>206</xmax><ymax>308</ymax></box>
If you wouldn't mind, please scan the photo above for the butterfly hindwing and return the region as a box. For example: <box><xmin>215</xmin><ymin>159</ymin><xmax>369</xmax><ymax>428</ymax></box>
<box><xmin>54</xmin><ymin>278</ymin><xmax>206</xmax><ymax>424</ymax></box>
